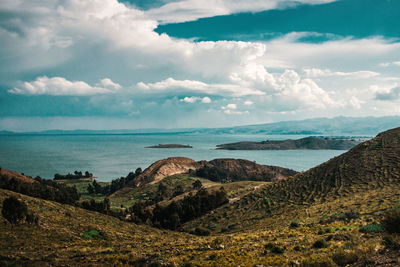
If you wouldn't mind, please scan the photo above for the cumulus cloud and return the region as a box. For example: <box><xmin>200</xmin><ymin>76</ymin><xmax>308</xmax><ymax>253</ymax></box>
<box><xmin>348</xmin><ymin>96</ymin><xmax>364</xmax><ymax>109</ymax></box>
<box><xmin>1</xmin><ymin>0</ymin><xmax>400</xmax><ymax>125</ymax></box>
<box><xmin>137</xmin><ymin>77</ymin><xmax>265</xmax><ymax>97</ymax></box>
<box><xmin>100</xmin><ymin>78</ymin><xmax>121</xmax><ymax>90</ymax></box>
<box><xmin>180</xmin><ymin>96</ymin><xmax>212</xmax><ymax>103</ymax></box>
<box><xmin>146</xmin><ymin>0</ymin><xmax>336</xmax><ymax>23</ymax></box>
<box><xmin>221</xmin><ymin>103</ymin><xmax>248</xmax><ymax>114</ymax></box>
<box><xmin>9</xmin><ymin>76</ymin><xmax>119</xmax><ymax>96</ymax></box>
<box><xmin>375</xmin><ymin>86</ymin><xmax>400</xmax><ymax>101</ymax></box>
<box><xmin>180</xmin><ymin>96</ymin><xmax>198</xmax><ymax>103</ymax></box>
<box><xmin>201</xmin><ymin>96</ymin><xmax>211</xmax><ymax>103</ymax></box>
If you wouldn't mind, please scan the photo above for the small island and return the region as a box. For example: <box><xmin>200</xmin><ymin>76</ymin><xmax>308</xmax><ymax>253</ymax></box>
<box><xmin>146</xmin><ymin>144</ymin><xmax>193</xmax><ymax>148</ymax></box>
<box><xmin>216</xmin><ymin>136</ymin><xmax>363</xmax><ymax>150</ymax></box>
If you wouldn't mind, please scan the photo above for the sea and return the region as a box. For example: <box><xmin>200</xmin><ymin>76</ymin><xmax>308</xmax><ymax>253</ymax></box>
<box><xmin>0</xmin><ymin>133</ymin><xmax>353</xmax><ymax>182</ymax></box>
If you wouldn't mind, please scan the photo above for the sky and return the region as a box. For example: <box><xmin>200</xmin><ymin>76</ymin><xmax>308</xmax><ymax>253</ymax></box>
<box><xmin>0</xmin><ymin>0</ymin><xmax>399</xmax><ymax>131</ymax></box>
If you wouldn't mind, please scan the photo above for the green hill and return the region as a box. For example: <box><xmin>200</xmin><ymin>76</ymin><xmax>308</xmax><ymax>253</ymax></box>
<box><xmin>182</xmin><ymin>127</ymin><xmax>400</xmax><ymax>233</ymax></box>
<box><xmin>1</xmin><ymin>127</ymin><xmax>400</xmax><ymax>266</ymax></box>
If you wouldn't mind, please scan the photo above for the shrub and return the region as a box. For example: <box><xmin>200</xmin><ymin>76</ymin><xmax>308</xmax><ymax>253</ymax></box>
<box><xmin>290</xmin><ymin>221</ymin><xmax>300</xmax><ymax>228</ymax></box>
<box><xmin>312</xmin><ymin>239</ymin><xmax>329</xmax><ymax>249</ymax></box>
<box><xmin>25</xmin><ymin>212</ymin><xmax>39</xmax><ymax>225</ymax></box>
<box><xmin>381</xmin><ymin>208</ymin><xmax>400</xmax><ymax>233</ymax></box>
<box><xmin>194</xmin><ymin>227</ymin><xmax>211</xmax><ymax>236</ymax></box>
<box><xmin>264</xmin><ymin>243</ymin><xmax>284</xmax><ymax>254</ymax></box>
<box><xmin>331</xmin><ymin>249</ymin><xmax>358</xmax><ymax>266</ymax></box>
<box><xmin>339</xmin><ymin>210</ymin><xmax>360</xmax><ymax>222</ymax></box>
<box><xmin>382</xmin><ymin>235</ymin><xmax>400</xmax><ymax>250</ymax></box>
<box><xmin>1</xmin><ymin>196</ymin><xmax>28</xmax><ymax>224</ymax></box>
<box><xmin>359</xmin><ymin>223</ymin><xmax>384</xmax><ymax>233</ymax></box>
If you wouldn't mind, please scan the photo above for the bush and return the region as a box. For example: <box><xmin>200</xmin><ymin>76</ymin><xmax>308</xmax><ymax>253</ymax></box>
<box><xmin>194</xmin><ymin>227</ymin><xmax>211</xmax><ymax>236</ymax></box>
<box><xmin>1</xmin><ymin>196</ymin><xmax>28</xmax><ymax>224</ymax></box>
<box><xmin>381</xmin><ymin>208</ymin><xmax>400</xmax><ymax>233</ymax></box>
<box><xmin>339</xmin><ymin>210</ymin><xmax>360</xmax><ymax>222</ymax></box>
<box><xmin>290</xmin><ymin>221</ymin><xmax>300</xmax><ymax>228</ymax></box>
<box><xmin>331</xmin><ymin>249</ymin><xmax>358</xmax><ymax>266</ymax></box>
<box><xmin>264</xmin><ymin>243</ymin><xmax>284</xmax><ymax>254</ymax></box>
<box><xmin>359</xmin><ymin>223</ymin><xmax>384</xmax><ymax>233</ymax></box>
<box><xmin>382</xmin><ymin>235</ymin><xmax>400</xmax><ymax>250</ymax></box>
<box><xmin>312</xmin><ymin>239</ymin><xmax>329</xmax><ymax>249</ymax></box>
<box><xmin>25</xmin><ymin>212</ymin><xmax>39</xmax><ymax>225</ymax></box>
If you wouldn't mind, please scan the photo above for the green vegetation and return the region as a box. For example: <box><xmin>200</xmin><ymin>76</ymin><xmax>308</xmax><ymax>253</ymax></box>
<box><xmin>1</xmin><ymin>127</ymin><xmax>400</xmax><ymax>265</ymax></box>
<box><xmin>54</xmin><ymin>170</ymin><xmax>93</xmax><ymax>180</ymax></box>
<box><xmin>381</xmin><ymin>208</ymin><xmax>400</xmax><ymax>233</ymax></box>
<box><xmin>359</xmin><ymin>223</ymin><xmax>384</xmax><ymax>233</ymax></box>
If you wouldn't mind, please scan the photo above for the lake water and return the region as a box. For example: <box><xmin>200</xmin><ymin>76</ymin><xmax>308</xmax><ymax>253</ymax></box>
<box><xmin>0</xmin><ymin>133</ymin><xmax>348</xmax><ymax>182</ymax></box>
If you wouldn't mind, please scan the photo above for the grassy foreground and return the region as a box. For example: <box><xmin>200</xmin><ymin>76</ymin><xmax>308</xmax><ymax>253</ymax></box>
<box><xmin>1</xmin><ymin>184</ymin><xmax>399</xmax><ymax>266</ymax></box>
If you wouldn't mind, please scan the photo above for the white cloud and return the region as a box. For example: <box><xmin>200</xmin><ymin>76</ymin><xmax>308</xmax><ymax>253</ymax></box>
<box><xmin>9</xmin><ymin>76</ymin><xmax>118</xmax><ymax>96</ymax></box>
<box><xmin>179</xmin><ymin>96</ymin><xmax>212</xmax><ymax>103</ymax></box>
<box><xmin>226</xmin><ymin>103</ymin><xmax>237</xmax><ymax>109</ymax></box>
<box><xmin>244</xmin><ymin>100</ymin><xmax>253</xmax><ymax>105</ymax></box>
<box><xmin>1</xmin><ymin>0</ymin><xmax>400</xmax><ymax>125</ymax></box>
<box><xmin>375</xmin><ymin>86</ymin><xmax>400</xmax><ymax>101</ymax></box>
<box><xmin>180</xmin><ymin>96</ymin><xmax>198</xmax><ymax>103</ymax></box>
<box><xmin>146</xmin><ymin>0</ymin><xmax>336</xmax><ymax>23</ymax></box>
<box><xmin>379</xmin><ymin>61</ymin><xmax>400</xmax><ymax>67</ymax></box>
<box><xmin>348</xmin><ymin>96</ymin><xmax>364</xmax><ymax>109</ymax></box>
<box><xmin>201</xmin><ymin>96</ymin><xmax>211</xmax><ymax>103</ymax></box>
<box><xmin>100</xmin><ymin>78</ymin><xmax>121</xmax><ymax>90</ymax></box>
<box><xmin>137</xmin><ymin>77</ymin><xmax>265</xmax><ymax>97</ymax></box>
<box><xmin>220</xmin><ymin>103</ymin><xmax>248</xmax><ymax>115</ymax></box>
<box><xmin>303</xmin><ymin>68</ymin><xmax>379</xmax><ymax>79</ymax></box>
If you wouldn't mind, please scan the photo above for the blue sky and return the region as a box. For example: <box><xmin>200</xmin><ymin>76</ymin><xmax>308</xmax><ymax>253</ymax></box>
<box><xmin>0</xmin><ymin>0</ymin><xmax>399</xmax><ymax>131</ymax></box>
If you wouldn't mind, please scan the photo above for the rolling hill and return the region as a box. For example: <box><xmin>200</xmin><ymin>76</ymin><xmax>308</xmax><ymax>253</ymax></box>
<box><xmin>182</xmin><ymin>127</ymin><xmax>400</xmax><ymax>232</ymax></box>
<box><xmin>1</xmin><ymin>127</ymin><xmax>400</xmax><ymax>266</ymax></box>
<box><xmin>130</xmin><ymin>157</ymin><xmax>297</xmax><ymax>187</ymax></box>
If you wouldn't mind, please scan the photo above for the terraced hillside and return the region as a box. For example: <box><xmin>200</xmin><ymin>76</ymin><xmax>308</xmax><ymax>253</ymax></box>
<box><xmin>183</xmin><ymin>127</ymin><xmax>400</xmax><ymax>232</ymax></box>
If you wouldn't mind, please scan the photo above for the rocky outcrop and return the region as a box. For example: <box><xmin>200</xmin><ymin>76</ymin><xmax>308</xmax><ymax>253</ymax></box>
<box><xmin>132</xmin><ymin>157</ymin><xmax>204</xmax><ymax>187</ymax></box>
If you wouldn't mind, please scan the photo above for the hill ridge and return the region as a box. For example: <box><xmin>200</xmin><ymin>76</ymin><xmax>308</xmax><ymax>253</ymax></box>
<box><xmin>183</xmin><ymin>127</ymin><xmax>400</xmax><ymax>231</ymax></box>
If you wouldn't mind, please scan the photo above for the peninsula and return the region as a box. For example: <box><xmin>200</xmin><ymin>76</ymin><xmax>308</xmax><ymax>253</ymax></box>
<box><xmin>216</xmin><ymin>136</ymin><xmax>363</xmax><ymax>150</ymax></box>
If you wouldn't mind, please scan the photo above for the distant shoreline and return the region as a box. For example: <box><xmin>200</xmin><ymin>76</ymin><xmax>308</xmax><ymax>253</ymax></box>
<box><xmin>216</xmin><ymin>136</ymin><xmax>365</xmax><ymax>150</ymax></box>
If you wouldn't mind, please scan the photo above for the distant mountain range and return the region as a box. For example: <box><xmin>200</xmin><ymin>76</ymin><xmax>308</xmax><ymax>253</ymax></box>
<box><xmin>1</xmin><ymin>116</ymin><xmax>399</xmax><ymax>135</ymax></box>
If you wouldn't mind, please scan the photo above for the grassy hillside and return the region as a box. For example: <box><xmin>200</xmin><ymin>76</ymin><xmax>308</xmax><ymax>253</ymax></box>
<box><xmin>182</xmin><ymin>127</ymin><xmax>400</xmax><ymax>233</ymax></box>
<box><xmin>1</xmin><ymin>185</ymin><xmax>399</xmax><ymax>266</ymax></box>
<box><xmin>1</xmin><ymin>127</ymin><xmax>400</xmax><ymax>266</ymax></box>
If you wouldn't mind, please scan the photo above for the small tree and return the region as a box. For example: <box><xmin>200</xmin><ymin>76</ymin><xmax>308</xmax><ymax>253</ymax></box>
<box><xmin>135</xmin><ymin>168</ymin><xmax>142</xmax><ymax>175</ymax></box>
<box><xmin>92</xmin><ymin>180</ymin><xmax>102</xmax><ymax>194</ymax></box>
<box><xmin>2</xmin><ymin>196</ymin><xmax>28</xmax><ymax>224</ymax></box>
<box><xmin>192</xmin><ymin>179</ymin><xmax>202</xmax><ymax>190</ymax></box>
<box><xmin>382</xmin><ymin>208</ymin><xmax>400</xmax><ymax>233</ymax></box>
<box><xmin>87</xmin><ymin>184</ymin><xmax>94</xmax><ymax>194</ymax></box>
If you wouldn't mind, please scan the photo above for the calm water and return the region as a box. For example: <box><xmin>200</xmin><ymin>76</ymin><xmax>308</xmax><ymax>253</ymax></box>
<box><xmin>0</xmin><ymin>133</ymin><xmax>347</xmax><ymax>182</ymax></box>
